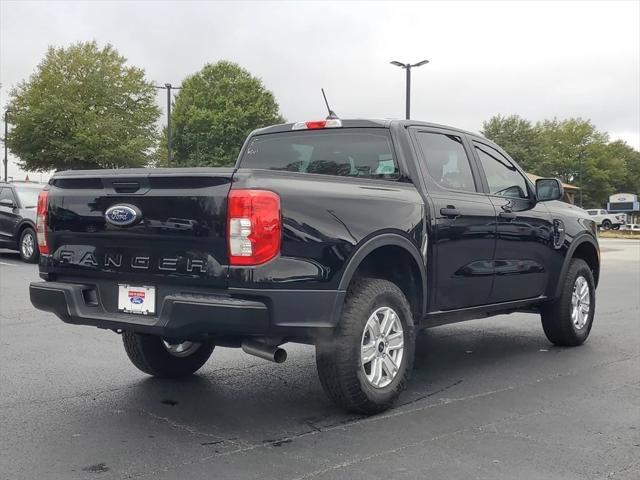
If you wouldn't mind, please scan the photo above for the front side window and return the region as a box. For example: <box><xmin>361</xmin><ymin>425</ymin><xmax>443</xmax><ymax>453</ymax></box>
<box><xmin>239</xmin><ymin>129</ymin><xmax>399</xmax><ymax>180</ymax></box>
<box><xmin>415</xmin><ymin>132</ymin><xmax>477</xmax><ymax>192</ymax></box>
<box><xmin>474</xmin><ymin>143</ymin><xmax>530</xmax><ymax>199</ymax></box>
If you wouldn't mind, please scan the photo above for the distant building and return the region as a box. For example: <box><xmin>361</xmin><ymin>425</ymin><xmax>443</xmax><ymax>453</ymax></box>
<box><xmin>607</xmin><ymin>193</ymin><xmax>639</xmax><ymax>224</ymax></box>
<box><xmin>526</xmin><ymin>173</ymin><xmax>579</xmax><ymax>204</ymax></box>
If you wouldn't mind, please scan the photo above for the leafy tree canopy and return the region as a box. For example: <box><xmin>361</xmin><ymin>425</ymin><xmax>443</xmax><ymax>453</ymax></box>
<box><xmin>6</xmin><ymin>41</ymin><xmax>160</xmax><ymax>171</ymax></box>
<box><xmin>481</xmin><ymin>115</ymin><xmax>639</xmax><ymax>208</ymax></box>
<box><xmin>480</xmin><ymin>115</ymin><xmax>541</xmax><ymax>172</ymax></box>
<box><xmin>165</xmin><ymin>61</ymin><xmax>284</xmax><ymax>167</ymax></box>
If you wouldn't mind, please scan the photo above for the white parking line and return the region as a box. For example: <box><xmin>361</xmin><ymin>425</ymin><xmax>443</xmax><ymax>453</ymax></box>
<box><xmin>0</xmin><ymin>261</ymin><xmax>17</xmax><ymax>266</ymax></box>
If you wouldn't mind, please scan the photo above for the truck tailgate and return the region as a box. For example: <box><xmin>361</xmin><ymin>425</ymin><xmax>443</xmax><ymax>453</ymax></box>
<box><xmin>42</xmin><ymin>169</ymin><xmax>234</xmax><ymax>288</ymax></box>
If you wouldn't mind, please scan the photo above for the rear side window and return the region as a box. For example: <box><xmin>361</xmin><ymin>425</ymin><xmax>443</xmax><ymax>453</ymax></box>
<box><xmin>415</xmin><ymin>132</ymin><xmax>477</xmax><ymax>192</ymax></box>
<box><xmin>0</xmin><ymin>187</ymin><xmax>16</xmax><ymax>205</ymax></box>
<box><xmin>239</xmin><ymin>129</ymin><xmax>399</xmax><ymax>180</ymax></box>
<box><xmin>14</xmin><ymin>186</ymin><xmax>42</xmax><ymax>208</ymax></box>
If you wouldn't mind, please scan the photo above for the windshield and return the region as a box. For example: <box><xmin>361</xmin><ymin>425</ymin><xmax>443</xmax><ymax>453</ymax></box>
<box><xmin>239</xmin><ymin>128</ymin><xmax>399</xmax><ymax>180</ymax></box>
<box><xmin>14</xmin><ymin>186</ymin><xmax>42</xmax><ymax>208</ymax></box>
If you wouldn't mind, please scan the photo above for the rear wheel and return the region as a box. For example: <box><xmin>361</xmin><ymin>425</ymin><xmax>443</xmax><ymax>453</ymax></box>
<box><xmin>541</xmin><ymin>258</ymin><xmax>595</xmax><ymax>346</ymax></box>
<box><xmin>316</xmin><ymin>278</ymin><xmax>415</xmax><ymax>414</ymax></box>
<box><xmin>122</xmin><ymin>332</ymin><xmax>214</xmax><ymax>377</ymax></box>
<box><xmin>601</xmin><ymin>220</ymin><xmax>611</xmax><ymax>230</ymax></box>
<box><xmin>19</xmin><ymin>227</ymin><xmax>39</xmax><ymax>263</ymax></box>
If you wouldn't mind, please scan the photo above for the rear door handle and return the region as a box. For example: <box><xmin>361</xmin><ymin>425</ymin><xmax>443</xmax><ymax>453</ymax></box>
<box><xmin>440</xmin><ymin>207</ymin><xmax>461</xmax><ymax>218</ymax></box>
<box><xmin>499</xmin><ymin>211</ymin><xmax>517</xmax><ymax>220</ymax></box>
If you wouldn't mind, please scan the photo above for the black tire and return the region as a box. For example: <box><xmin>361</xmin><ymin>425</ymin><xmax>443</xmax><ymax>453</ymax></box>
<box><xmin>18</xmin><ymin>227</ymin><xmax>39</xmax><ymax>263</ymax></box>
<box><xmin>316</xmin><ymin>278</ymin><xmax>415</xmax><ymax>414</ymax></box>
<box><xmin>122</xmin><ymin>332</ymin><xmax>214</xmax><ymax>378</ymax></box>
<box><xmin>541</xmin><ymin>258</ymin><xmax>595</xmax><ymax>346</ymax></box>
<box><xmin>612</xmin><ymin>224</ymin><xmax>620</xmax><ymax>230</ymax></box>
<box><xmin>601</xmin><ymin>220</ymin><xmax>611</xmax><ymax>230</ymax></box>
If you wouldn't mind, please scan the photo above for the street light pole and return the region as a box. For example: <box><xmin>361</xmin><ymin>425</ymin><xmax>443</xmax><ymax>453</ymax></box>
<box><xmin>165</xmin><ymin>83</ymin><xmax>174</xmax><ymax>165</ymax></box>
<box><xmin>155</xmin><ymin>83</ymin><xmax>181</xmax><ymax>165</ymax></box>
<box><xmin>405</xmin><ymin>65</ymin><xmax>411</xmax><ymax>120</ymax></box>
<box><xmin>3</xmin><ymin>108</ymin><xmax>10</xmax><ymax>182</ymax></box>
<box><xmin>579</xmin><ymin>152</ymin><xmax>583</xmax><ymax>208</ymax></box>
<box><xmin>390</xmin><ymin>59</ymin><xmax>429</xmax><ymax>120</ymax></box>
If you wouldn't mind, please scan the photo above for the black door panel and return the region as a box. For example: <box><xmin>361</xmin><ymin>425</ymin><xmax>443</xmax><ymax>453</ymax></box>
<box><xmin>410</xmin><ymin>129</ymin><xmax>497</xmax><ymax>311</ymax></box>
<box><xmin>430</xmin><ymin>192</ymin><xmax>496</xmax><ymax>310</ymax></box>
<box><xmin>489</xmin><ymin>197</ymin><xmax>553</xmax><ymax>301</ymax></box>
<box><xmin>472</xmin><ymin>140</ymin><xmax>555</xmax><ymax>302</ymax></box>
<box><xmin>0</xmin><ymin>187</ymin><xmax>20</xmax><ymax>243</ymax></box>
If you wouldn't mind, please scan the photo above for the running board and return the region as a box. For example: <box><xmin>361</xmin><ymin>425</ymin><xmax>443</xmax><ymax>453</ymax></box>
<box><xmin>422</xmin><ymin>296</ymin><xmax>548</xmax><ymax>328</ymax></box>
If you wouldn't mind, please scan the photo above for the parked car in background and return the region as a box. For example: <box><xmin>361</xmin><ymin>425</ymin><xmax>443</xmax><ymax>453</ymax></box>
<box><xmin>0</xmin><ymin>181</ymin><xmax>45</xmax><ymax>262</ymax></box>
<box><xmin>585</xmin><ymin>209</ymin><xmax>626</xmax><ymax>230</ymax></box>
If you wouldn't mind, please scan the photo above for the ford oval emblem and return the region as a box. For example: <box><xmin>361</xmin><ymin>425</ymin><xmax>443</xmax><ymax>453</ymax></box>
<box><xmin>105</xmin><ymin>205</ymin><xmax>141</xmax><ymax>227</ymax></box>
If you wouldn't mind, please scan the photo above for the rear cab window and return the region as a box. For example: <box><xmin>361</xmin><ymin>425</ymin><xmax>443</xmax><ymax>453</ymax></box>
<box><xmin>238</xmin><ymin>128</ymin><xmax>399</xmax><ymax>180</ymax></box>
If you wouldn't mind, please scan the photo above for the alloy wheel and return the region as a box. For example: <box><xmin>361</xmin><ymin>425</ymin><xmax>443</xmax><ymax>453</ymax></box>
<box><xmin>361</xmin><ymin>306</ymin><xmax>404</xmax><ymax>388</ymax></box>
<box><xmin>571</xmin><ymin>276</ymin><xmax>591</xmax><ymax>330</ymax></box>
<box><xmin>21</xmin><ymin>232</ymin><xmax>35</xmax><ymax>259</ymax></box>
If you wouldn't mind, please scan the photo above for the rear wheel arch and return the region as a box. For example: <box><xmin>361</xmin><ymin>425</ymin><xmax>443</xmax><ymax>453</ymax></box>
<box><xmin>338</xmin><ymin>233</ymin><xmax>427</xmax><ymax>318</ymax></box>
<box><xmin>15</xmin><ymin>221</ymin><xmax>36</xmax><ymax>244</ymax></box>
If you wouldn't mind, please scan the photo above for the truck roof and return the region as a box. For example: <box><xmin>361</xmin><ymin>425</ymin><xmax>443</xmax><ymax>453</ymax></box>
<box><xmin>251</xmin><ymin>118</ymin><xmax>484</xmax><ymax>140</ymax></box>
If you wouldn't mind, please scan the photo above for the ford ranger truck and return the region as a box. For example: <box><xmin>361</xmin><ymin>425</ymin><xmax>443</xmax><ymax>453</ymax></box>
<box><xmin>29</xmin><ymin>119</ymin><xmax>600</xmax><ymax>414</ymax></box>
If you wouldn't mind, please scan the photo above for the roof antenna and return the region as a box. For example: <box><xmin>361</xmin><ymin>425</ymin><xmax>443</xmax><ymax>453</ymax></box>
<box><xmin>321</xmin><ymin>88</ymin><xmax>339</xmax><ymax>119</ymax></box>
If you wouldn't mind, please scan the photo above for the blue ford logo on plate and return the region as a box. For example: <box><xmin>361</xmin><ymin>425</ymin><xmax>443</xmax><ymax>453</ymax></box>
<box><xmin>105</xmin><ymin>205</ymin><xmax>141</xmax><ymax>227</ymax></box>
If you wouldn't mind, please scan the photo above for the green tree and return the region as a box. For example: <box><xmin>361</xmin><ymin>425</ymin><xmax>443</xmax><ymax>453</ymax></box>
<box><xmin>6</xmin><ymin>41</ymin><xmax>160</xmax><ymax>171</ymax></box>
<box><xmin>536</xmin><ymin>118</ymin><xmax>615</xmax><ymax>207</ymax></box>
<box><xmin>166</xmin><ymin>61</ymin><xmax>284</xmax><ymax>167</ymax></box>
<box><xmin>481</xmin><ymin>114</ymin><xmax>542</xmax><ymax>171</ymax></box>
<box><xmin>603</xmin><ymin>140</ymin><xmax>640</xmax><ymax>197</ymax></box>
<box><xmin>482</xmin><ymin>114</ymin><xmax>639</xmax><ymax>208</ymax></box>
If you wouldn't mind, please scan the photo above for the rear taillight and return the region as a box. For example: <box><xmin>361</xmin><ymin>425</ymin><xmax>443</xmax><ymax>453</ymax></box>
<box><xmin>227</xmin><ymin>190</ymin><xmax>281</xmax><ymax>266</ymax></box>
<box><xmin>36</xmin><ymin>190</ymin><xmax>49</xmax><ymax>255</ymax></box>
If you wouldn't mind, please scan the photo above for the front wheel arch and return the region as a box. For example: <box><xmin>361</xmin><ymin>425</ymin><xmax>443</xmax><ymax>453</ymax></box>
<box><xmin>554</xmin><ymin>236</ymin><xmax>600</xmax><ymax>299</ymax></box>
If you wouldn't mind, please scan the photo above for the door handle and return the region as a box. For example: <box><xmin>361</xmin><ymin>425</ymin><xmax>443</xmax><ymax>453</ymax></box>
<box><xmin>440</xmin><ymin>207</ymin><xmax>461</xmax><ymax>218</ymax></box>
<box><xmin>499</xmin><ymin>211</ymin><xmax>517</xmax><ymax>220</ymax></box>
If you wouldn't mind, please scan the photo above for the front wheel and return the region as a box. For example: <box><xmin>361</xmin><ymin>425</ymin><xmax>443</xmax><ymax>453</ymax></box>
<box><xmin>19</xmin><ymin>227</ymin><xmax>39</xmax><ymax>263</ymax></box>
<box><xmin>541</xmin><ymin>258</ymin><xmax>595</xmax><ymax>346</ymax></box>
<box><xmin>316</xmin><ymin>278</ymin><xmax>415</xmax><ymax>414</ymax></box>
<box><xmin>611</xmin><ymin>224</ymin><xmax>620</xmax><ymax>230</ymax></box>
<box><xmin>123</xmin><ymin>332</ymin><xmax>214</xmax><ymax>378</ymax></box>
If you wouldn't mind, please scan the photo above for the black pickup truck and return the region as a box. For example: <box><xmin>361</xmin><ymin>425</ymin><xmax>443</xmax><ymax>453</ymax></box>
<box><xmin>30</xmin><ymin>119</ymin><xmax>600</xmax><ymax>414</ymax></box>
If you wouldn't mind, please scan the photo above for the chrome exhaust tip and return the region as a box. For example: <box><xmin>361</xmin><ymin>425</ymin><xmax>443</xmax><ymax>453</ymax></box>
<box><xmin>241</xmin><ymin>340</ymin><xmax>287</xmax><ymax>363</ymax></box>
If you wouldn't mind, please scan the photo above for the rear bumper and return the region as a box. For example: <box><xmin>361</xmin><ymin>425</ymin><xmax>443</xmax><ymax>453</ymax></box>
<box><xmin>30</xmin><ymin>281</ymin><xmax>345</xmax><ymax>339</ymax></box>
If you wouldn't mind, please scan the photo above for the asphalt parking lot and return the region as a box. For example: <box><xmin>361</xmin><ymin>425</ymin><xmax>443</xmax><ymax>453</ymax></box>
<box><xmin>1</xmin><ymin>238</ymin><xmax>638</xmax><ymax>480</ymax></box>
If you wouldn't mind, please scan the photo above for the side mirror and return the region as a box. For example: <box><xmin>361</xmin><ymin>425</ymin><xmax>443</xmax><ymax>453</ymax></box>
<box><xmin>535</xmin><ymin>178</ymin><xmax>564</xmax><ymax>202</ymax></box>
<box><xmin>0</xmin><ymin>198</ymin><xmax>16</xmax><ymax>208</ymax></box>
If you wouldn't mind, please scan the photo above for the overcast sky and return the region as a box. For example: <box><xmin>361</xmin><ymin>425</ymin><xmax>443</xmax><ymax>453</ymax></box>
<box><xmin>1</xmin><ymin>0</ymin><xmax>639</xmax><ymax>180</ymax></box>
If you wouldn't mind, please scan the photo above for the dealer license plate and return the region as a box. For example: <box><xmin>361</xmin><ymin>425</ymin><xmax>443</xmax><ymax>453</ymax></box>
<box><xmin>118</xmin><ymin>284</ymin><xmax>156</xmax><ymax>315</ymax></box>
